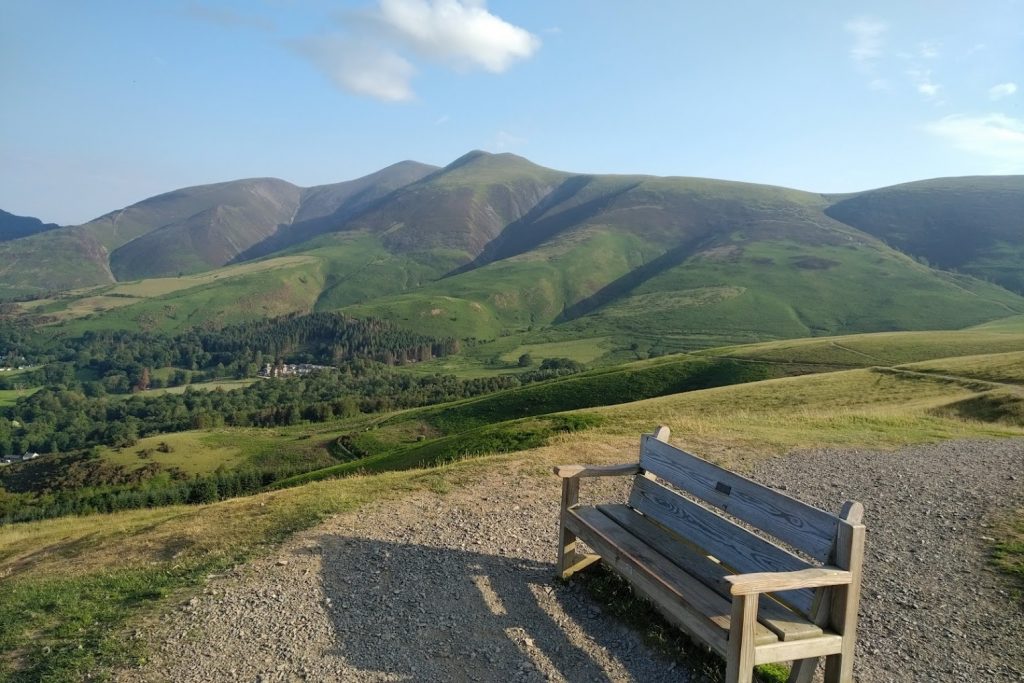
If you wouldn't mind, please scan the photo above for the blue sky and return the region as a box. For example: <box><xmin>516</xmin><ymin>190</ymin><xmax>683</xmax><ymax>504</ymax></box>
<box><xmin>2</xmin><ymin>0</ymin><xmax>1022</xmax><ymax>224</ymax></box>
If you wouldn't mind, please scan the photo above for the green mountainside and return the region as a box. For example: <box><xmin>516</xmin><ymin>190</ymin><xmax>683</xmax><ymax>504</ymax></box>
<box><xmin>0</xmin><ymin>210</ymin><xmax>60</xmax><ymax>242</ymax></box>
<box><xmin>825</xmin><ymin>176</ymin><xmax>1024</xmax><ymax>293</ymax></box>
<box><xmin>3</xmin><ymin>154</ymin><xmax>1023</xmax><ymax>348</ymax></box>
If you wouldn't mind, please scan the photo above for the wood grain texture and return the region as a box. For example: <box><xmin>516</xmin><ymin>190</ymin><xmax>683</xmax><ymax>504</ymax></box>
<box><xmin>628</xmin><ymin>475</ymin><xmax>816</xmax><ymax>615</ymax></box>
<box><xmin>553</xmin><ymin>463</ymin><xmax>641</xmax><ymax>478</ymax></box>
<box><xmin>726</xmin><ymin>594</ymin><xmax>758</xmax><ymax>683</ymax></box>
<box><xmin>824</xmin><ymin>518</ymin><xmax>866</xmax><ymax>683</ymax></box>
<box><xmin>726</xmin><ymin>567</ymin><xmax>852</xmax><ymax>595</ymax></box>
<box><xmin>640</xmin><ymin>436</ymin><xmax>838</xmax><ymax>561</ymax></box>
<box><xmin>565</xmin><ymin>506</ymin><xmax>780</xmax><ymax>649</ymax></box>
<box><xmin>597</xmin><ymin>504</ymin><xmax>823</xmax><ymax>642</ymax></box>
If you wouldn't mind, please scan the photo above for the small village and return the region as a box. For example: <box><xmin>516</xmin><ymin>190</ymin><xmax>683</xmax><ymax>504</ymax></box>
<box><xmin>257</xmin><ymin>362</ymin><xmax>331</xmax><ymax>378</ymax></box>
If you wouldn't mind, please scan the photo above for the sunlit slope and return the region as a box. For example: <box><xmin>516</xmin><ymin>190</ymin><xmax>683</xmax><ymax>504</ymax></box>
<box><xmin>698</xmin><ymin>327</ymin><xmax>1024</xmax><ymax>366</ymax></box>
<box><xmin>45</xmin><ymin>256</ymin><xmax>325</xmax><ymax>334</ymax></box>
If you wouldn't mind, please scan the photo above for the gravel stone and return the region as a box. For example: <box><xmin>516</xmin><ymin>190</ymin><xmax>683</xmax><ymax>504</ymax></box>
<box><xmin>115</xmin><ymin>439</ymin><xmax>1024</xmax><ymax>682</ymax></box>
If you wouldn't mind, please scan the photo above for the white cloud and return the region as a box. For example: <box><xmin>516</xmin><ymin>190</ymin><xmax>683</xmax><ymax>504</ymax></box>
<box><xmin>926</xmin><ymin>113</ymin><xmax>1024</xmax><ymax>170</ymax></box>
<box><xmin>990</xmin><ymin>82</ymin><xmax>1018</xmax><ymax>100</ymax></box>
<box><xmin>845</xmin><ymin>17</ymin><xmax>888</xmax><ymax>66</ymax></box>
<box><xmin>907</xmin><ymin>67</ymin><xmax>942</xmax><ymax>101</ymax></box>
<box><xmin>297</xmin><ymin>0</ymin><xmax>539</xmax><ymax>102</ymax></box>
<box><xmin>374</xmin><ymin>0</ymin><xmax>540</xmax><ymax>72</ymax></box>
<box><xmin>297</xmin><ymin>37</ymin><xmax>416</xmax><ymax>102</ymax></box>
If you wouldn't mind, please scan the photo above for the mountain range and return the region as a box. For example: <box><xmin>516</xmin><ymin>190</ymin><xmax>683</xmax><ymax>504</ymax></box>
<box><xmin>3</xmin><ymin>152</ymin><xmax>1022</xmax><ymax>347</ymax></box>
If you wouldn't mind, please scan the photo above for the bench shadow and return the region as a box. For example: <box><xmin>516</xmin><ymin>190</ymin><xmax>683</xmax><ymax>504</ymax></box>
<box><xmin>317</xmin><ymin>535</ymin><xmax>680</xmax><ymax>682</ymax></box>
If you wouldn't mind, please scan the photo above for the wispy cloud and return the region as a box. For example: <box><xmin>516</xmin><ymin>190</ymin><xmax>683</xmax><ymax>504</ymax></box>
<box><xmin>297</xmin><ymin>37</ymin><xmax>415</xmax><ymax>102</ymax></box>
<box><xmin>845</xmin><ymin>17</ymin><xmax>888</xmax><ymax>67</ymax></box>
<box><xmin>926</xmin><ymin>113</ymin><xmax>1024</xmax><ymax>171</ymax></box>
<box><xmin>907</xmin><ymin>67</ymin><xmax>942</xmax><ymax>101</ymax></box>
<box><xmin>990</xmin><ymin>82</ymin><xmax>1018</xmax><ymax>100</ymax></box>
<box><xmin>296</xmin><ymin>0</ymin><xmax>540</xmax><ymax>102</ymax></box>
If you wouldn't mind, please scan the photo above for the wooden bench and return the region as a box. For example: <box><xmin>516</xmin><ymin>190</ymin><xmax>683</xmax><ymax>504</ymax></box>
<box><xmin>554</xmin><ymin>427</ymin><xmax>865</xmax><ymax>683</ymax></box>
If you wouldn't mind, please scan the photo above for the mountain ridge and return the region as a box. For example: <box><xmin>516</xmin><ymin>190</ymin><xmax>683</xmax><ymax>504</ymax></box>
<box><xmin>2</xmin><ymin>153</ymin><xmax>1022</xmax><ymax>350</ymax></box>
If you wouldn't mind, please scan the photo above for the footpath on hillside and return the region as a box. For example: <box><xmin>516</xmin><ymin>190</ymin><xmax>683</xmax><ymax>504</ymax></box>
<box><xmin>116</xmin><ymin>439</ymin><xmax>1024</xmax><ymax>683</ymax></box>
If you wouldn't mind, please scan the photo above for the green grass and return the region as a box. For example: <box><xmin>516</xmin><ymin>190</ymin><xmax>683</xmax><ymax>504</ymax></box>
<box><xmin>991</xmin><ymin>510</ymin><xmax>1024</xmax><ymax>603</ymax></box>
<box><xmin>700</xmin><ymin>329</ymin><xmax>1024</xmax><ymax>367</ymax></box>
<box><xmin>0</xmin><ymin>388</ymin><xmax>38</xmax><ymax>408</ymax></box>
<box><xmin>900</xmin><ymin>350</ymin><xmax>1024</xmax><ymax>385</ymax></box>
<box><xmin>594</xmin><ymin>366</ymin><xmax>1024</xmax><ymax>465</ymax></box>
<box><xmin>133</xmin><ymin>378</ymin><xmax>258</xmax><ymax>397</ymax></box>
<box><xmin>3</xmin><ymin>341</ymin><xmax>1024</xmax><ymax>680</ymax></box>
<box><xmin>497</xmin><ymin>337</ymin><xmax>614</xmax><ymax>364</ymax></box>
<box><xmin>99</xmin><ymin>431</ymin><xmax>250</xmax><ymax>475</ymax></box>
<box><xmin>273</xmin><ymin>413</ymin><xmax>602</xmax><ymax>487</ymax></box>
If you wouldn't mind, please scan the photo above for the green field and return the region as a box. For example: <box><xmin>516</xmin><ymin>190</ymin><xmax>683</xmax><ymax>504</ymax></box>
<box><xmin>99</xmin><ymin>431</ymin><xmax>249</xmax><ymax>475</ymax></box>
<box><xmin>133</xmin><ymin>378</ymin><xmax>258</xmax><ymax>398</ymax></box>
<box><xmin>0</xmin><ymin>388</ymin><xmax>38</xmax><ymax>408</ymax></box>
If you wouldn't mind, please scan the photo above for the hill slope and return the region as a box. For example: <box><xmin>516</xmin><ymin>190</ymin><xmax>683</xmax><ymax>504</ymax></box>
<box><xmin>0</xmin><ymin>210</ymin><xmax>60</xmax><ymax>242</ymax></box>
<box><xmin>825</xmin><ymin>176</ymin><xmax>1024</xmax><ymax>293</ymax></box>
<box><xmin>5</xmin><ymin>155</ymin><xmax>1023</xmax><ymax>348</ymax></box>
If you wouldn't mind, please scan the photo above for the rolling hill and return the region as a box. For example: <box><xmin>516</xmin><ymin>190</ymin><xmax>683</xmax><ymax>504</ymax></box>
<box><xmin>825</xmin><ymin>176</ymin><xmax>1024</xmax><ymax>293</ymax></box>
<box><xmin>0</xmin><ymin>210</ymin><xmax>60</xmax><ymax>242</ymax></box>
<box><xmin>3</xmin><ymin>154</ymin><xmax>1023</xmax><ymax>349</ymax></box>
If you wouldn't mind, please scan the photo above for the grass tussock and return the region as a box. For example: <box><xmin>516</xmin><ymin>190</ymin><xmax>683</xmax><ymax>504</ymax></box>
<box><xmin>991</xmin><ymin>510</ymin><xmax>1024</xmax><ymax>603</ymax></box>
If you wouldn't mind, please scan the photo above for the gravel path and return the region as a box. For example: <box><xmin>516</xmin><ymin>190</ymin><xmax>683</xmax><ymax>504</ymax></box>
<box><xmin>116</xmin><ymin>439</ymin><xmax>1024</xmax><ymax>683</ymax></box>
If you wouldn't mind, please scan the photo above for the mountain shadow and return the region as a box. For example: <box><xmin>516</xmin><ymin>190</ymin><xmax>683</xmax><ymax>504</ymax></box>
<box><xmin>445</xmin><ymin>176</ymin><xmax>643</xmax><ymax>278</ymax></box>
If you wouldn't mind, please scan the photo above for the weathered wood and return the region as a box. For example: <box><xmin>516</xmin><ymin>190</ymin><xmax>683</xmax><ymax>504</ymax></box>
<box><xmin>565</xmin><ymin>506</ymin><xmax>779</xmax><ymax>649</ymax></box>
<box><xmin>598</xmin><ymin>504</ymin><xmax>823</xmax><ymax>642</ymax></box>
<box><xmin>726</xmin><ymin>594</ymin><xmax>758</xmax><ymax>683</ymax></box>
<box><xmin>556</xmin><ymin>477</ymin><xmax>580</xmax><ymax>579</ymax></box>
<box><xmin>553</xmin><ymin>429</ymin><xmax>864</xmax><ymax>683</ymax></box>
<box><xmin>788</xmin><ymin>500</ymin><xmax>865</xmax><ymax>683</ymax></box>
<box><xmin>755</xmin><ymin>634</ymin><xmax>843</xmax><ymax>665</ymax></box>
<box><xmin>639</xmin><ymin>436</ymin><xmax>837</xmax><ymax>562</ymax></box>
<box><xmin>823</xmin><ymin>515</ymin><xmax>866</xmax><ymax>683</ymax></box>
<box><xmin>726</xmin><ymin>567</ymin><xmax>852</xmax><ymax>596</ymax></box>
<box><xmin>553</xmin><ymin>463</ymin><xmax>642</xmax><ymax>478</ymax></box>
<box><xmin>628</xmin><ymin>475</ymin><xmax>816</xmax><ymax>615</ymax></box>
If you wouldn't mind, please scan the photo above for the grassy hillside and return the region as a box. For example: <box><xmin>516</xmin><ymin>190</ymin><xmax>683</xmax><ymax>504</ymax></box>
<box><xmin>4</xmin><ymin>335</ymin><xmax>1024</xmax><ymax>681</ymax></box>
<box><xmin>826</xmin><ymin>176</ymin><xmax>1024</xmax><ymax>293</ymax></box>
<box><xmin>0</xmin><ymin>210</ymin><xmax>59</xmax><ymax>242</ymax></box>
<box><xmin>699</xmin><ymin>327</ymin><xmax>1024</xmax><ymax>366</ymax></box>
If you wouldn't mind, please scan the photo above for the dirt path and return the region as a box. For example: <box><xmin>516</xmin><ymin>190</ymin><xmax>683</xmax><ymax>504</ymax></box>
<box><xmin>116</xmin><ymin>439</ymin><xmax>1024</xmax><ymax>682</ymax></box>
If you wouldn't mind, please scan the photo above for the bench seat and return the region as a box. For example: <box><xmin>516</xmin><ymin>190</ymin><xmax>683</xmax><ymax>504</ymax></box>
<box><xmin>566</xmin><ymin>505</ymin><xmax>844</xmax><ymax>660</ymax></box>
<box><xmin>554</xmin><ymin>427</ymin><xmax>865</xmax><ymax>683</ymax></box>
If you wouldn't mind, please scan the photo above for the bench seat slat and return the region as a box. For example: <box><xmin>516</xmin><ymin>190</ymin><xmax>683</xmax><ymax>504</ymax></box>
<box><xmin>597</xmin><ymin>504</ymin><xmax>823</xmax><ymax>642</ymax></box>
<box><xmin>564</xmin><ymin>506</ymin><xmax>779</xmax><ymax>655</ymax></box>
<box><xmin>629</xmin><ymin>475</ymin><xmax>815</xmax><ymax>615</ymax></box>
<box><xmin>640</xmin><ymin>436</ymin><xmax>837</xmax><ymax>562</ymax></box>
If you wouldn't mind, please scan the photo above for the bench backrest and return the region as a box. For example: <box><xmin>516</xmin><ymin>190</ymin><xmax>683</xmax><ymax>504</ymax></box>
<box><xmin>631</xmin><ymin>431</ymin><xmax>856</xmax><ymax>617</ymax></box>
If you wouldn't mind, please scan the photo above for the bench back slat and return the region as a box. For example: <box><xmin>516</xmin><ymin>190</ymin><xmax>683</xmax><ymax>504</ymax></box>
<box><xmin>639</xmin><ymin>435</ymin><xmax>838</xmax><ymax>562</ymax></box>
<box><xmin>629</xmin><ymin>475</ymin><xmax>816</xmax><ymax>615</ymax></box>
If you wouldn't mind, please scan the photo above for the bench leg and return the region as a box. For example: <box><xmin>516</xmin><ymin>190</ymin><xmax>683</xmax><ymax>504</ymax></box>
<box><xmin>787</xmin><ymin>657</ymin><xmax>818</xmax><ymax>683</ymax></box>
<box><xmin>725</xmin><ymin>594</ymin><xmax>758</xmax><ymax>683</ymax></box>
<box><xmin>556</xmin><ymin>478</ymin><xmax>590</xmax><ymax>579</ymax></box>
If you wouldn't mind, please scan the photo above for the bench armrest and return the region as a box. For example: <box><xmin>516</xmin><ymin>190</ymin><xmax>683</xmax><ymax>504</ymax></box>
<box><xmin>553</xmin><ymin>463</ymin><xmax>642</xmax><ymax>479</ymax></box>
<box><xmin>726</xmin><ymin>567</ymin><xmax>852</xmax><ymax>596</ymax></box>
